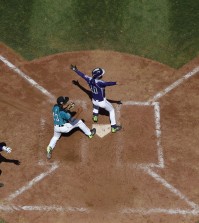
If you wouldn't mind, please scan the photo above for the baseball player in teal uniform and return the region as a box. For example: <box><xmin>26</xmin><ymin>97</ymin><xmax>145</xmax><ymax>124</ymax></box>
<box><xmin>70</xmin><ymin>65</ymin><xmax>122</xmax><ymax>133</ymax></box>
<box><xmin>47</xmin><ymin>96</ymin><xmax>96</xmax><ymax>159</ymax></box>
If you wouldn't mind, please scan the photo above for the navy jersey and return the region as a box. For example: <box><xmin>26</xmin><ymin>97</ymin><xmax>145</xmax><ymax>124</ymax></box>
<box><xmin>0</xmin><ymin>142</ymin><xmax>6</xmax><ymax>152</ymax></box>
<box><xmin>52</xmin><ymin>105</ymin><xmax>71</xmax><ymax>125</ymax></box>
<box><xmin>75</xmin><ymin>70</ymin><xmax>117</xmax><ymax>101</ymax></box>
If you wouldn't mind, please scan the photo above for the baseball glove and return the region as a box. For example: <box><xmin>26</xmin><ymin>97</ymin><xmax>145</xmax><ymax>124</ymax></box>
<box><xmin>66</xmin><ymin>102</ymin><xmax>75</xmax><ymax>111</ymax></box>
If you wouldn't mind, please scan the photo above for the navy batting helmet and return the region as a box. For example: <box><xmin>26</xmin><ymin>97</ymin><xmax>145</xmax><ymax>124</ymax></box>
<box><xmin>92</xmin><ymin>67</ymin><xmax>105</xmax><ymax>79</ymax></box>
<box><xmin>57</xmin><ymin>96</ymin><xmax>69</xmax><ymax>106</ymax></box>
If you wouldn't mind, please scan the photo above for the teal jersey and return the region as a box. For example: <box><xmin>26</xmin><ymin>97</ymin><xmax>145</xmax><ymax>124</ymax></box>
<box><xmin>52</xmin><ymin>105</ymin><xmax>71</xmax><ymax>125</ymax></box>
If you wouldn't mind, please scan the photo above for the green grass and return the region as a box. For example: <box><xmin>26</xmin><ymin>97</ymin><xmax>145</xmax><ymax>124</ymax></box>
<box><xmin>0</xmin><ymin>0</ymin><xmax>199</xmax><ymax>68</ymax></box>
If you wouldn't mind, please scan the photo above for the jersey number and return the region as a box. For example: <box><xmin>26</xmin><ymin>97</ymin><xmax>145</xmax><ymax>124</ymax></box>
<box><xmin>53</xmin><ymin>112</ymin><xmax>59</xmax><ymax>121</ymax></box>
<box><xmin>91</xmin><ymin>86</ymin><xmax>98</xmax><ymax>94</ymax></box>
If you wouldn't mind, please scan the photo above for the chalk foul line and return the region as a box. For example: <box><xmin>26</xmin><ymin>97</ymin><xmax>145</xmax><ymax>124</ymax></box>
<box><xmin>0</xmin><ymin>55</ymin><xmax>56</xmax><ymax>102</ymax></box>
<box><xmin>148</xmin><ymin>66</ymin><xmax>199</xmax><ymax>102</ymax></box>
<box><xmin>4</xmin><ymin>162</ymin><xmax>59</xmax><ymax>202</ymax></box>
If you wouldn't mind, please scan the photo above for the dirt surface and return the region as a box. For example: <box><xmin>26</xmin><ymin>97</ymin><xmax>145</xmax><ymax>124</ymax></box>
<box><xmin>0</xmin><ymin>43</ymin><xmax>199</xmax><ymax>223</ymax></box>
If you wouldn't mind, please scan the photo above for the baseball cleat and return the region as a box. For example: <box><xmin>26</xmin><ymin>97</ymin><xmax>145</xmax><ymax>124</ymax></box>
<box><xmin>88</xmin><ymin>128</ymin><xmax>96</xmax><ymax>138</ymax></box>
<box><xmin>92</xmin><ymin>115</ymin><xmax>98</xmax><ymax>123</ymax></box>
<box><xmin>47</xmin><ymin>146</ymin><xmax>53</xmax><ymax>159</ymax></box>
<box><xmin>111</xmin><ymin>125</ymin><xmax>122</xmax><ymax>133</ymax></box>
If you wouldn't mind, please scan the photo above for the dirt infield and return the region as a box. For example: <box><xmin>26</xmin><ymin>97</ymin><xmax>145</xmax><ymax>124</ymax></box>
<box><xmin>0</xmin><ymin>43</ymin><xmax>199</xmax><ymax>223</ymax></box>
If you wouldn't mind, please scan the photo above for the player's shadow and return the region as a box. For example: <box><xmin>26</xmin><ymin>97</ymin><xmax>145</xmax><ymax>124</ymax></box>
<box><xmin>0</xmin><ymin>142</ymin><xmax>21</xmax><ymax>165</ymax></box>
<box><xmin>61</xmin><ymin>111</ymin><xmax>87</xmax><ymax>138</ymax></box>
<box><xmin>0</xmin><ymin>142</ymin><xmax>21</xmax><ymax>177</ymax></box>
<box><xmin>0</xmin><ymin>153</ymin><xmax>21</xmax><ymax>166</ymax></box>
<box><xmin>72</xmin><ymin>80</ymin><xmax>122</xmax><ymax>117</ymax></box>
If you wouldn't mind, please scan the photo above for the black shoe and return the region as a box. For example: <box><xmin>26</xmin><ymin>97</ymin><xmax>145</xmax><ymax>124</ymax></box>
<box><xmin>88</xmin><ymin>128</ymin><xmax>96</xmax><ymax>138</ymax></box>
<box><xmin>111</xmin><ymin>125</ymin><xmax>122</xmax><ymax>133</ymax></box>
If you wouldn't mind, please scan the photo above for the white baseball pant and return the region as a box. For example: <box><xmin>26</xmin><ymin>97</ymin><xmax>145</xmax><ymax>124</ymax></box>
<box><xmin>48</xmin><ymin>120</ymin><xmax>91</xmax><ymax>149</ymax></box>
<box><xmin>92</xmin><ymin>98</ymin><xmax>116</xmax><ymax>126</ymax></box>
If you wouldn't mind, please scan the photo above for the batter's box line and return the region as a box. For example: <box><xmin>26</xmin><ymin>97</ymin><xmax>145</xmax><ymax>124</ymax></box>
<box><xmin>3</xmin><ymin>161</ymin><xmax>59</xmax><ymax>202</ymax></box>
<box><xmin>0</xmin><ymin>205</ymin><xmax>199</xmax><ymax>216</ymax></box>
<box><xmin>117</xmin><ymin>164</ymin><xmax>199</xmax><ymax>216</ymax></box>
<box><xmin>121</xmin><ymin>101</ymin><xmax>164</xmax><ymax>169</ymax></box>
<box><xmin>138</xmin><ymin>165</ymin><xmax>199</xmax><ymax>210</ymax></box>
<box><xmin>0</xmin><ymin>205</ymin><xmax>89</xmax><ymax>213</ymax></box>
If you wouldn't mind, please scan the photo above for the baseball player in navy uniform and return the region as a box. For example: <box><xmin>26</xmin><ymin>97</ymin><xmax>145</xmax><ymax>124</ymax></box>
<box><xmin>70</xmin><ymin>65</ymin><xmax>122</xmax><ymax>133</ymax></box>
<box><xmin>0</xmin><ymin>142</ymin><xmax>12</xmax><ymax>187</ymax></box>
<box><xmin>46</xmin><ymin>96</ymin><xmax>96</xmax><ymax>159</ymax></box>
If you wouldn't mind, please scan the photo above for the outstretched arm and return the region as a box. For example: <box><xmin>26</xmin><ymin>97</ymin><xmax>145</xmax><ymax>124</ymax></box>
<box><xmin>70</xmin><ymin>65</ymin><xmax>91</xmax><ymax>82</ymax></box>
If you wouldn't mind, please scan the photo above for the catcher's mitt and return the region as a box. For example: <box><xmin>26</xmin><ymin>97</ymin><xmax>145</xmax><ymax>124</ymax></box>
<box><xmin>66</xmin><ymin>102</ymin><xmax>75</xmax><ymax>111</ymax></box>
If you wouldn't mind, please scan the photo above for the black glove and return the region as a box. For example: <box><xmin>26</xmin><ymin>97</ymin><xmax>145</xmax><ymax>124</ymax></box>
<box><xmin>70</xmin><ymin>64</ymin><xmax>78</xmax><ymax>72</ymax></box>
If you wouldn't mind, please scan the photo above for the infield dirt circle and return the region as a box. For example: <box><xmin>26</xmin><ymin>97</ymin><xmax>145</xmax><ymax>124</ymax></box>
<box><xmin>0</xmin><ymin>43</ymin><xmax>199</xmax><ymax>223</ymax></box>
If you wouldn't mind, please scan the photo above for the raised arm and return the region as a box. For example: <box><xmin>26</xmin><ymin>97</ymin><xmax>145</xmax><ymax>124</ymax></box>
<box><xmin>70</xmin><ymin>64</ymin><xmax>90</xmax><ymax>82</ymax></box>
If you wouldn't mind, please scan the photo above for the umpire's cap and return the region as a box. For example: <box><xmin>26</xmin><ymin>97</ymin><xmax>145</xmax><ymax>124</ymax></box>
<box><xmin>57</xmin><ymin>96</ymin><xmax>69</xmax><ymax>105</ymax></box>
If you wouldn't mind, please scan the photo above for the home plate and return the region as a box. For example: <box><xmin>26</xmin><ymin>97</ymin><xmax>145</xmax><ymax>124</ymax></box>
<box><xmin>92</xmin><ymin>124</ymin><xmax>111</xmax><ymax>138</ymax></box>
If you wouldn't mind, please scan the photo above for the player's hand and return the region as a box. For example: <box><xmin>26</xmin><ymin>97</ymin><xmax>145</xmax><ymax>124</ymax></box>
<box><xmin>70</xmin><ymin>64</ymin><xmax>78</xmax><ymax>72</ymax></box>
<box><xmin>2</xmin><ymin>146</ymin><xmax>12</xmax><ymax>153</ymax></box>
<box><xmin>72</xmin><ymin>80</ymin><xmax>79</xmax><ymax>85</ymax></box>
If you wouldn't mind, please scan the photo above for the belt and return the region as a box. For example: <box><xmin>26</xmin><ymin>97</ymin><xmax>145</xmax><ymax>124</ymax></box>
<box><xmin>55</xmin><ymin>125</ymin><xmax>64</xmax><ymax>127</ymax></box>
<box><xmin>94</xmin><ymin>99</ymin><xmax>103</xmax><ymax>102</ymax></box>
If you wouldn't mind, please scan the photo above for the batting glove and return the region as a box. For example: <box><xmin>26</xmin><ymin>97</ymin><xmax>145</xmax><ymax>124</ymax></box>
<box><xmin>70</xmin><ymin>64</ymin><xmax>78</xmax><ymax>72</ymax></box>
<box><xmin>2</xmin><ymin>146</ymin><xmax>12</xmax><ymax>153</ymax></box>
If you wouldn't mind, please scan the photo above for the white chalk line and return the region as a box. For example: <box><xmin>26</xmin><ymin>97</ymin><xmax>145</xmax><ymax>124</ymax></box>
<box><xmin>0</xmin><ymin>205</ymin><xmax>89</xmax><ymax>213</ymax></box>
<box><xmin>123</xmin><ymin>101</ymin><xmax>151</xmax><ymax>106</ymax></box>
<box><xmin>153</xmin><ymin>102</ymin><xmax>164</xmax><ymax>168</ymax></box>
<box><xmin>38</xmin><ymin>117</ymin><xmax>47</xmax><ymax>160</ymax></box>
<box><xmin>121</xmin><ymin>208</ymin><xmax>199</xmax><ymax>215</ymax></box>
<box><xmin>139</xmin><ymin>165</ymin><xmax>199</xmax><ymax>210</ymax></box>
<box><xmin>80</xmin><ymin>137</ymin><xmax>89</xmax><ymax>165</ymax></box>
<box><xmin>0</xmin><ymin>204</ymin><xmax>198</xmax><ymax>216</ymax></box>
<box><xmin>5</xmin><ymin>162</ymin><xmax>59</xmax><ymax>202</ymax></box>
<box><xmin>115</xmin><ymin>104</ymin><xmax>123</xmax><ymax>167</ymax></box>
<box><xmin>148</xmin><ymin>66</ymin><xmax>199</xmax><ymax>102</ymax></box>
<box><xmin>0</xmin><ymin>55</ymin><xmax>56</xmax><ymax>102</ymax></box>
